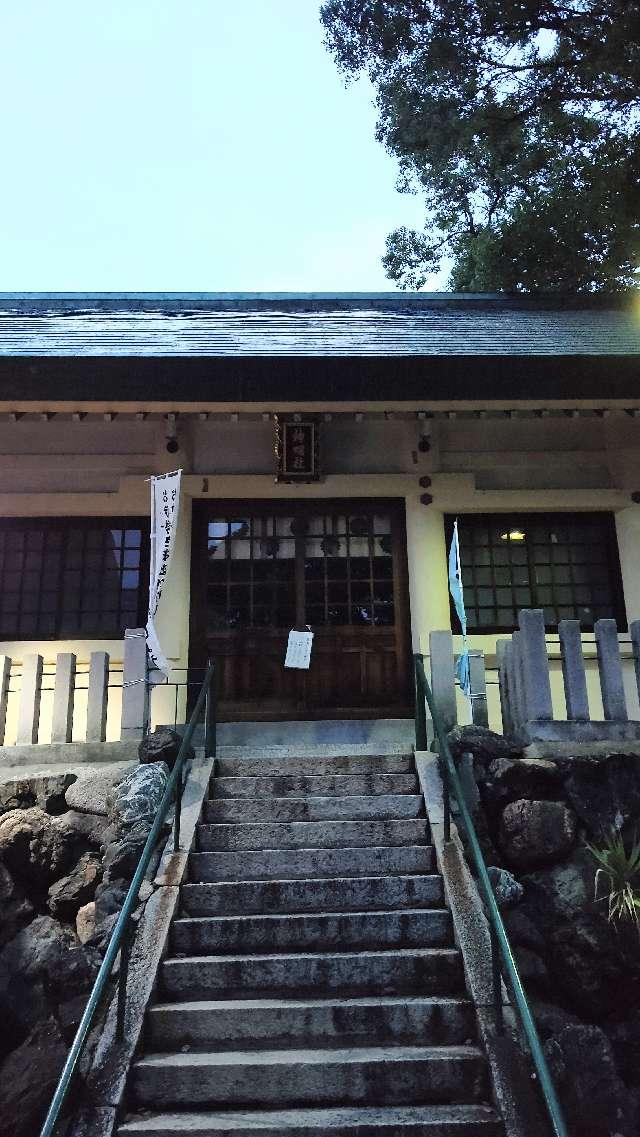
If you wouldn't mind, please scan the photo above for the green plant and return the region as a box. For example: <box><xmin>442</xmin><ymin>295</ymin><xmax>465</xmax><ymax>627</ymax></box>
<box><xmin>587</xmin><ymin>829</ymin><xmax>640</xmax><ymax>931</ymax></box>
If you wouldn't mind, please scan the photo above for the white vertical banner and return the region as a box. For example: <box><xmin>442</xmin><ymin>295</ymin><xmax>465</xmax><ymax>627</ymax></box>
<box><xmin>146</xmin><ymin>469</ymin><xmax>182</xmax><ymax>683</ymax></box>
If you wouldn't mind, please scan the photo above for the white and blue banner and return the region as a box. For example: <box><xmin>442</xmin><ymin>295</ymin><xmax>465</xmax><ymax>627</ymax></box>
<box><xmin>448</xmin><ymin>519</ymin><xmax>471</xmax><ymax>699</ymax></box>
<box><xmin>146</xmin><ymin>469</ymin><xmax>182</xmax><ymax>682</ymax></box>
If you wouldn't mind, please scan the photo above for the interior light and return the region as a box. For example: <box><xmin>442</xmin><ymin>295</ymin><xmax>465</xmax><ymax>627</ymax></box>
<box><xmin>500</xmin><ymin>529</ymin><xmax>526</xmax><ymax>542</ymax></box>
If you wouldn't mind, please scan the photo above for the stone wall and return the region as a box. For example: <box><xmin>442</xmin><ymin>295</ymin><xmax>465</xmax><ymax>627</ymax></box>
<box><xmin>450</xmin><ymin>725</ymin><xmax>640</xmax><ymax>1137</ymax></box>
<box><xmin>0</xmin><ymin>727</ymin><xmax>187</xmax><ymax>1137</ymax></box>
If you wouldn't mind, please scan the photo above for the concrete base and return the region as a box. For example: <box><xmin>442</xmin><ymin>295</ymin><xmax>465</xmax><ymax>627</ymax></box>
<box><xmin>517</xmin><ymin>719</ymin><xmax>640</xmax><ymax>744</ymax></box>
<box><xmin>0</xmin><ymin>740</ymin><xmax>136</xmax><ymax>766</ymax></box>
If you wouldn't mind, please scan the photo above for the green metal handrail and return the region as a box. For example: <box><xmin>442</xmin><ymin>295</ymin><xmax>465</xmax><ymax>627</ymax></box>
<box><xmin>39</xmin><ymin>660</ymin><xmax>217</xmax><ymax>1137</ymax></box>
<box><xmin>414</xmin><ymin>654</ymin><xmax>568</xmax><ymax>1137</ymax></box>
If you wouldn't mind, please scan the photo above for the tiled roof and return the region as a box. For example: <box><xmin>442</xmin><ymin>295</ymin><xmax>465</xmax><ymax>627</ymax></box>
<box><xmin>0</xmin><ymin>294</ymin><xmax>638</xmax><ymax>357</ymax></box>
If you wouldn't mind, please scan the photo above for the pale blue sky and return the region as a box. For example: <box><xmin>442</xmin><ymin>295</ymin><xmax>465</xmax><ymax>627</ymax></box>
<box><xmin>0</xmin><ymin>1</ymin><xmax>434</xmax><ymax>291</ymax></box>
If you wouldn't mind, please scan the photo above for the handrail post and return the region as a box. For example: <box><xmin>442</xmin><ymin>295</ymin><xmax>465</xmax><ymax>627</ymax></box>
<box><xmin>205</xmin><ymin>659</ymin><xmax>216</xmax><ymax>758</ymax></box>
<box><xmin>173</xmin><ymin>762</ymin><xmax>186</xmax><ymax>853</ymax></box>
<box><xmin>414</xmin><ymin>653</ymin><xmax>428</xmax><ymax>751</ymax></box>
<box><xmin>441</xmin><ymin>761</ymin><xmax>451</xmax><ymax>843</ymax></box>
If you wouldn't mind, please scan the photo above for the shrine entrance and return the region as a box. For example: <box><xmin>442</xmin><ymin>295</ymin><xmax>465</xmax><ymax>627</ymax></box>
<box><xmin>189</xmin><ymin>498</ymin><xmax>412</xmax><ymax>719</ymax></box>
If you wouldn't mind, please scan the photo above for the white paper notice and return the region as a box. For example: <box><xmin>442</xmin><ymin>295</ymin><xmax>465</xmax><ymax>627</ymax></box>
<box><xmin>284</xmin><ymin>629</ymin><xmax>314</xmax><ymax>670</ymax></box>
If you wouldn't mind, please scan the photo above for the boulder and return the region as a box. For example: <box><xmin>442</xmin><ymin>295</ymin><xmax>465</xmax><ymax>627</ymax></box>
<box><xmin>47</xmin><ymin>852</ymin><xmax>102</xmax><ymax>920</ymax></box>
<box><xmin>85</xmin><ymin>911</ymin><xmax>118</xmax><ymax>953</ymax></box>
<box><xmin>512</xmin><ymin>944</ymin><xmax>549</xmax><ymax>987</ymax></box>
<box><xmin>606</xmin><ymin>1018</ymin><xmax>640</xmax><ymax>1087</ymax></box>
<box><xmin>54</xmin><ymin>808</ymin><xmax>109</xmax><ymax>849</ymax></box>
<box><xmin>0</xmin><ymin>1016</ymin><xmax>67</xmax><ymax>1137</ymax></box>
<box><xmin>0</xmin><ymin>863</ymin><xmax>34</xmax><ymax>948</ymax></box>
<box><xmin>65</xmin><ymin>764</ymin><xmax>135</xmax><ymax>817</ymax></box>
<box><xmin>487</xmin><ymin>865</ymin><xmax>523</xmax><ymax>908</ymax></box>
<box><xmin>102</xmin><ymin>828</ymin><xmax>149</xmax><ymax>882</ymax></box>
<box><xmin>94</xmin><ymin>878</ymin><xmax>129</xmax><ymax>923</ymax></box>
<box><xmin>107</xmin><ymin>762</ymin><xmax>169</xmax><ymax>835</ymax></box>
<box><xmin>0</xmin><ymin>915</ymin><xmax>75</xmax><ymax>1036</ymax></box>
<box><xmin>0</xmin><ymin>915</ymin><xmax>74</xmax><ymax>985</ymax></box>
<box><xmin>138</xmin><ymin>726</ymin><xmax>194</xmax><ymax>771</ymax></box>
<box><xmin>519</xmin><ymin>847</ymin><xmax>597</xmax><ymax>930</ymax></box>
<box><xmin>447</xmin><ymin>724</ymin><xmax>522</xmax><ymax>769</ymax></box>
<box><xmin>502</xmin><ymin>907</ymin><xmax>546</xmax><ymax>954</ymax></box>
<box><xmin>499</xmin><ymin>799</ymin><xmax>577</xmax><ymax>869</ymax></box>
<box><xmin>481</xmin><ymin>757</ymin><xmax>562</xmax><ymax>817</ymax></box>
<box><xmin>549</xmin><ymin>913</ymin><xmax>640</xmax><ymax>1019</ymax></box>
<box><xmin>544</xmin><ymin>1023</ymin><xmax>636</xmax><ymax>1136</ymax></box>
<box><xmin>559</xmin><ymin>752</ymin><xmax>640</xmax><ymax>839</ymax></box>
<box><xmin>0</xmin><ymin>807</ymin><xmax>73</xmax><ymax>887</ymax></box>
<box><xmin>46</xmin><ymin>943</ymin><xmax>101</xmax><ymax>1003</ymax></box>
<box><xmin>76</xmin><ymin>901</ymin><xmax>96</xmax><ymax>945</ymax></box>
<box><xmin>531</xmin><ymin>999</ymin><xmax>580</xmax><ymax>1041</ymax></box>
<box><xmin>0</xmin><ymin>773</ymin><xmax>77</xmax><ymax>817</ymax></box>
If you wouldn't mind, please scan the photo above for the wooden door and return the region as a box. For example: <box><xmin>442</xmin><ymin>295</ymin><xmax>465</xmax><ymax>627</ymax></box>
<box><xmin>190</xmin><ymin>499</ymin><xmax>412</xmax><ymax>719</ymax></box>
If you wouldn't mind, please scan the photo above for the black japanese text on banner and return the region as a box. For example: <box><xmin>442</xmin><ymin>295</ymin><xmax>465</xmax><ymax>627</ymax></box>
<box><xmin>146</xmin><ymin>469</ymin><xmax>182</xmax><ymax>682</ymax></box>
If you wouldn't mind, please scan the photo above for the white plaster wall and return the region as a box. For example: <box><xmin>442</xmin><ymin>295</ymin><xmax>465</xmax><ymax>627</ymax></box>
<box><xmin>0</xmin><ymin>406</ymin><xmax>638</xmax><ymax>739</ymax></box>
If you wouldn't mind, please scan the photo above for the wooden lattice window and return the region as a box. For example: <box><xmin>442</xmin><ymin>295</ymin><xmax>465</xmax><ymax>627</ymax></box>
<box><xmin>445</xmin><ymin>513</ymin><xmax>626</xmax><ymax>632</ymax></box>
<box><xmin>0</xmin><ymin>518</ymin><xmax>149</xmax><ymax>639</ymax></box>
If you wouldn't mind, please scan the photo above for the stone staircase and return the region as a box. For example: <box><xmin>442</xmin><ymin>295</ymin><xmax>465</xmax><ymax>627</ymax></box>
<box><xmin>118</xmin><ymin>750</ymin><xmax>504</xmax><ymax>1136</ymax></box>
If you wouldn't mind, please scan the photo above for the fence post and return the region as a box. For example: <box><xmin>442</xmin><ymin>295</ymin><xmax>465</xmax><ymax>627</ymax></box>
<box><xmin>518</xmin><ymin>609</ymin><xmax>553</xmax><ymax>722</ymax></box>
<box><xmin>558</xmin><ymin>620</ymin><xmax>590</xmax><ymax>722</ymax></box>
<box><xmin>87</xmin><ymin>651</ymin><xmax>110</xmax><ymax>742</ymax></box>
<box><xmin>429</xmin><ymin>630</ymin><xmax>457</xmax><ymax>731</ymax></box>
<box><xmin>595</xmin><ymin>619</ymin><xmax>628</xmax><ymax>722</ymax></box>
<box><xmin>414</xmin><ymin>655</ymin><xmax>428</xmax><ymax>750</ymax></box>
<box><xmin>121</xmin><ymin>630</ymin><xmax>148</xmax><ymax>742</ymax></box>
<box><xmin>0</xmin><ymin>657</ymin><xmax>11</xmax><ymax>745</ymax></box>
<box><xmin>510</xmin><ymin>632</ymin><xmax>527</xmax><ymax>731</ymax></box>
<box><xmin>51</xmin><ymin>653</ymin><xmax>76</xmax><ymax>744</ymax></box>
<box><xmin>469</xmin><ymin>650</ymin><xmax>488</xmax><ymax>727</ymax></box>
<box><xmin>496</xmin><ymin>640</ymin><xmax>514</xmax><ymax>736</ymax></box>
<box><xmin>17</xmin><ymin>654</ymin><xmax>43</xmax><ymax>744</ymax></box>
<box><xmin>631</xmin><ymin>620</ymin><xmax>640</xmax><ymax>714</ymax></box>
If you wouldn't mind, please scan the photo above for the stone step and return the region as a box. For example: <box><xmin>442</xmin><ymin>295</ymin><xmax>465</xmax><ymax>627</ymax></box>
<box><xmin>196</xmin><ymin>819</ymin><xmax>430</xmax><ymax>852</ymax></box>
<box><xmin>130</xmin><ymin>1045</ymin><xmax>489</xmax><ymax>1109</ymax></box>
<box><xmin>171</xmin><ymin>908</ymin><xmax>452</xmax><ymax>955</ymax></box>
<box><xmin>182</xmin><ymin>872</ymin><xmax>442</xmax><ymax>916</ymax></box>
<box><xmin>211</xmin><ymin>773</ymin><xmax>419</xmax><ymax>799</ymax></box>
<box><xmin>146</xmin><ymin>994</ymin><xmax>477</xmax><ymax>1051</ymax></box>
<box><xmin>161</xmin><ymin>948</ymin><xmax>463</xmax><ymax>1001</ymax></box>
<box><xmin>119</xmin><ymin>1103</ymin><xmax>504</xmax><ymax>1136</ymax></box>
<box><xmin>215</xmin><ymin>754</ymin><xmax>415</xmax><ymax>778</ymax></box>
<box><xmin>204</xmin><ymin>794</ymin><xmax>424</xmax><ymax>823</ymax></box>
<box><xmin>187</xmin><ymin>845</ymin><xmax>435</xmax><ymax>885</ymax></box>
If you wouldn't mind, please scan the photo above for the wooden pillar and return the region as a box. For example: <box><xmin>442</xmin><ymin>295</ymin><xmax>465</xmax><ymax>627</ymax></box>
<box><xmin>121</xmin><ymin>629</ymin><xmax>148</xmax><ymax>742</ymax></box>
<box><xmin>87</xmin><ymin>651</ymin><xmax>110</xmax><ymax>742</ymax></box>
<box><xmin>518</xmin><ymin>609</ymin><xmax>553</xmax><ymax>723</ymax></box>
<box><xmin>429</xmin><ymin>629</ymin><xmax>457</xmax><ymax>731</ymax></box>
<box><xmin>17</xmin><ymin>654</ymin><xmax>43</xmax><ymax>744</ymax></box>
<box><xmin>595</xmin><ymin>619</ymin><xmax>628</xmax><ymax>721</ymax></box>
<box><xmin>558</xmin><ymin>620</ymin><xmax>589</xmax><ymax>722</ymax></box>
<box><xmin>0</xmin><ymin>657</ymin><xmax>11</xmax><ymax>745</ymax></box>
<box><xmin>51</xmin><ymin>653</ymin><xmax>76</xmax><ymax>743</ymax></box>
<box><xmin>469</xmin><ymin>650</ymin><xmax>488</xmax><ymax>727</ymax></box>
<box><xmin>496</xmin><ymin>640</ymin><xmax>513</xmax><ymax>736</ymax></box>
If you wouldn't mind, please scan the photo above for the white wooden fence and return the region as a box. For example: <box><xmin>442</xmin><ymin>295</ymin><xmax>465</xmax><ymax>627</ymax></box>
<box><xmin>0</xmin><ymin>629</ymin><xmax>161</xmax><ymax>748</ymax></box>
<box><xmin>496</xmin><ymin>609</ymin><xmax>640</xmax><ymax>743</ymax></box>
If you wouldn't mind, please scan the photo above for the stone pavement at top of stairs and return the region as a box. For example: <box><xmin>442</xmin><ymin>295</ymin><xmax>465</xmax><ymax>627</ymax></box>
<box><xmin>117</xmin><ymin>746</ymin><xmax>504</xmax><ymax>1137</ymax></box>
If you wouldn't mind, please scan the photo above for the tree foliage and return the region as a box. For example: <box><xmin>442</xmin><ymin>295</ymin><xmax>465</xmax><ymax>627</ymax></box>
<box><xmin>320</xmin><ymin>0</ymin><xmax>640</xmax><ymax>291</ymax></box>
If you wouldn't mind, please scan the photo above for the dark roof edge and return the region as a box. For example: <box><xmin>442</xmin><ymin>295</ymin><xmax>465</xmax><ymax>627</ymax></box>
<box><xmin>0</xmin><ymin>291</ymin><xmax>637</xmax><ymax>314</ymax></box>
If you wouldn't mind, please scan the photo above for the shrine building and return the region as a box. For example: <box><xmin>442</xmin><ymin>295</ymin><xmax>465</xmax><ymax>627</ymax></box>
<box><xmin>0</xmin><ymin>291</ymin><xmax>639</xmax><ymax>734</ymax></box>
